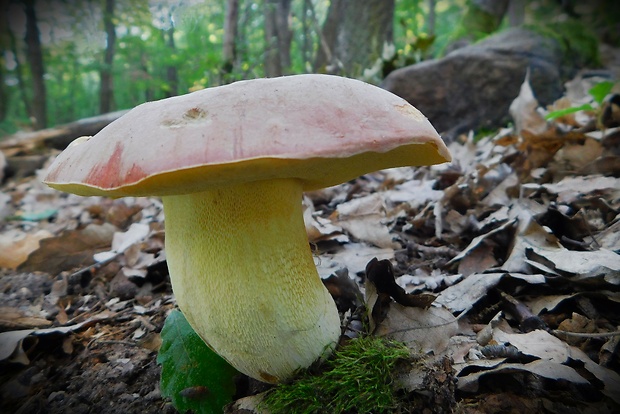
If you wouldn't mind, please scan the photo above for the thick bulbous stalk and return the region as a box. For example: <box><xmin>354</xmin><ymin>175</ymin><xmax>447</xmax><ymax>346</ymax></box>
<box><xmin>162</xmin><ymin>178</ymin><xmax>341</xmax><ymax>383</ymax></box>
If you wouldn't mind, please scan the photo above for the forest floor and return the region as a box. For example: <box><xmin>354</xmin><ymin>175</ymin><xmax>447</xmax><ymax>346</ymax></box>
<box><xmin>0</xmin><ymin>72</ymin><xmax>619</xmax><ymax>414</ymax></box>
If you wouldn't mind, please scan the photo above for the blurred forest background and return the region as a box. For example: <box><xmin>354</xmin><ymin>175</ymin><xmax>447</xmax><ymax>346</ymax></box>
<box><xmin>0</xmin><ymin>0</ymin><xmax>618</xmax><ymax>137</ymax></box>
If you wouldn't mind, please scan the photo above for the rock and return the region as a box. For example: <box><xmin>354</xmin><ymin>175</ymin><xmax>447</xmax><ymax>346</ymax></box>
<box><xmin>382</xmin><ymin>27</ymin><xmax>595</xmax><ymax>140</ymax></box>
<box><xmin>110</xmin><ymin>270</ymin><xmax>139</xmax><ymax>301</ymax></box>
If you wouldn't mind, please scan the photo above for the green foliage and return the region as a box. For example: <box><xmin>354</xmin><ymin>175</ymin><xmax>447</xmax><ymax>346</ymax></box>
<box><xmin>2</xmin><ymin>0</ymin><xmax>604</xmax><ymax>137</ymax></box>
<box><xmin>393</xmin><ymin>0</ymin><xmax>466</xmax><ymax>63</ymax></box>
<box><xmin>545</xmin><ymin>80</ymin><xmax>615</xmax><ymax>121</ymax></box>
<box><xmin>0</xmin><ymin>0</ymin><xmax>474</xmax><ymax>137</ymax></box>
<box><xmin>157</xmin><ymin>309</ymin><xmax>238</xmax><ymax>414</ymax></box>
<box><xmin>260</xmin><ymin>336</ymin><xmax>411</xmax><ymax>414</ymax></box>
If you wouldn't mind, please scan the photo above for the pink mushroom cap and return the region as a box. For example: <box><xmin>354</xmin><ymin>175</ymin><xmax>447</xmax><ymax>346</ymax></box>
<box><xmin>44</xmin><ymin>74</ymin><xmax>451</xmax><ymax>196</ymax></box>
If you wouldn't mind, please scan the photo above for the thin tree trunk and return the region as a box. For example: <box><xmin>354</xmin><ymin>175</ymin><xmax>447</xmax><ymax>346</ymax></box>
<box><xmin>0</xmin><ymin>3</ymin><xmax>10</xmax><ymax>122</ymax></box>
<box><xmin>508</xmin><ymin>0</ymin><xmax>525</xmax><ymax>26</ymax></box>
<box><xmin>314</xmin><ymin>0</ymin><xmax>342</xmax><ymax>72</ymax></box>
<box><xmin>141</xmin><ymin>53</ymin><xmax>153</xmax><ymax>102</ymax></box>
<box><xmin>428</xmin><ymin>0</ymin><xmax>436</xmax><ymax>35</ymax></box>
<box><xmin>24</xmin><ymin>0</ymin><xmax>47</xmax><ymax>129</ymax></box>
<box><xmin>263</xmin><ymin>0</ymin><xmax>292</xmax><ymax>77</ymax></box>
<box><xmin>275</xmin><ymin>0</ymin><xmax>291</xmax><ymax>71</ymax></box>
<box><xmin>301</xmin><ymin>0</ymin><xmax>311</xmax><ymax>67</ymax></box>
<box><xmin>8</xmin><ymin>23</ymin><xmax>31</xmax><ymax>123</ymax></box>
<box><xmin>100</xmin><ymin>0</ymin><xmax>116</xmax><ymax>113</ymax></box>
<box><xmin>306</xmin><ymin>1</ymin><xmax>330</xmax><ymax>73</ymax></box>
<box><xmin>164</xmin><ymin>21</ymin><xmax>178</xmax><ymax>97</ymax></box>
<box><xmin>222</xmin><ymin>0</ymin><xmax>239</xmax><ymax>75</ymax></box>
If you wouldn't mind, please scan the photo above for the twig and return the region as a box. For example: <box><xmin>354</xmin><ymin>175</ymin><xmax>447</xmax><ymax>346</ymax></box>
<box><xmin>552</xmin><ymin>329</ymin><xmax>620</xmax><ymax>338</ymax></box>
<box><xmin>67</xmin><ymin>251</ymin><xmax>121</xmax><ymax>280</ymax></box>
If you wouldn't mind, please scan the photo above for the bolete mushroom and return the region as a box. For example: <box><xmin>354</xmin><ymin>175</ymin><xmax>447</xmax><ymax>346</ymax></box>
<box><xmin>43</xmin><ymin>74</ymin><xmax>451</xmax><ymax>383</ymax></box>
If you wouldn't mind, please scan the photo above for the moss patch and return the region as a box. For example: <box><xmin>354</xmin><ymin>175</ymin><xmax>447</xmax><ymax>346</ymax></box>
<box><xmin>260</xmin><ymin>336</ymin><xmax>411</xmax><ymax>414</ymax></box>
<box><xmin>525</xmin><ymin>20</ymin><xmax>600</xmax><ymax>68</ymax></box>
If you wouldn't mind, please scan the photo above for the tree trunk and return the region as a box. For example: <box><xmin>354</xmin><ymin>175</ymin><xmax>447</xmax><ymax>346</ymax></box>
<box><xmin>301</xmin><ymin>0</ymin><xmax>312</xmax><ymax>67</ymax></box>
<box><xmin>314</xmin><ymin>0</ymin><xmax>341</xmax><ymax>73</ymax></box>
<box><xmin>8</xmin><ymin>20</ymin><xmax>31</xmax><ymax>124</ymax></box>
<box><xmin>164</xmin><ymin>22</ymin><xmax>178</xmax><ymax>97</ymax></box>
<box><xmin>0</xmin><ymin>110</ymin><xmax>129</xmax><ymax>152</ymax></box>
<box><xmin>222</xmin><ymin>0</ymin><xmax>239</xmax><ymax>75</ymax></box>
<box><xmin>428</xmin><ymin>0</ymin><xmax>436</xmax><ymax>35</ymax></box>
<box><xmin>263</xmin><ymin>0</ymin><xmax>292</xmax><ymax>77</ymax></box>
<box><xmin>315</xmin><ymin>0</ymin><xmax>395</xmax><ymax>79</ymax></box>
<box><xmin>508</xmin><ymin>0</ymin><xmax>525</xmax><ymax>26</ymax></box>
<box><xmin>100</xmin><ymin>0</ymin><xmax>116</xmax><ymax>114</ymax></box>
<box><xmin>23</xmin><ymin>0</ymin><xmax>47</xmax><ymax>129</ymax></box>
<box><xmin>0</xmin><ymin>3</ymin><xmax>10</xmax><ymax>122</ymax></box>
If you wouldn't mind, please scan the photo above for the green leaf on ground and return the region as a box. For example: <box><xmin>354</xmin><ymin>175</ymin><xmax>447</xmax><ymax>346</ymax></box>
<box><xmin>545</xmin><ymin>103</ymin><xmax>594</xmax><ymax>120</ymax></box>
<box><xmin>157</xmin><ymin>309</ymin><xmax>238</xmax><ymax>414</ymax></box>
<box><xmin>545</xmin><ymin>81</ymin><xmax>616</xmax><ymax>121</ymax></box>
<box><xmin>588</xmin><ymin>80</ymin><xmax>614</xmax><ymax>104</ymax></box>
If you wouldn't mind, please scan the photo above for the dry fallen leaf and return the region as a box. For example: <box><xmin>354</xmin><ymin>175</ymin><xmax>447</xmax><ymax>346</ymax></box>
<box><xmin>509</xmin><ymin>70</ymin><xmax>549</xmax><ymax>136</ymax></box>
<box><xmin>0</xmin><ymin>307</ymin><xmax>52</xmax><ymax>330</ymax></box>
<box><xmin>19</xmin><ymin>223</ymin><xmax>116</xmax><ymax>274</ymax></box>
<box><xmin>529</xmin><ymin>247</ymin><xmax>620</xmax><ymax>284</ymax></box>
<box><xmin>457</xmin><ymin>360</ymin><xmax>590</xmax><ymax>393</ymax></box>
<box><xmin>374</xmin><ymin>304</ymin><xmax>458</xmax><ymax>355</ymax></box>
<box><xmin>1</xmin><ymin>65</ymin><xmax>619</xmax><ymax>412</ymax></box>
<box><xmin>302</xmin><ymin>195</ymin><xmax>344</xmax><ymax>243</ymax></box>
<box><xmin>0</xmin><ymin>229</ymin><xmax>53</xmax><ymax>269</ymax></box>
<box><xmin>335</xmin><ymin>193</ymin><xmax>399</xmax><ymax>249</ymax></box>
<box><xmin>93</xmin><ymin>222</ymin><xmax>150</xmax><ymax>262</ymax></box>
<box><xmin>435</xmin><ymin>272</ymin><xmax>545</xmax><ymax>313</ymax></box>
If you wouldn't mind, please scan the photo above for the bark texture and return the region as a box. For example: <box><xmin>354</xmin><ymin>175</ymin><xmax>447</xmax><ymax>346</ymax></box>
<box><xmin>100</xmin><ymin>0</ymin><xmax>116</xmax><ymax>113</ymax></box>
<box><xmin>222</xmin><ymin>0</ymin><xmax>239</xmax><ymax>74</ymax></box>
<box><xmin>263</xmin><ymin>0</ymin><xmax>292</xmax><ymax>77</ymax></box>
<box><xmin>24</xmin><ymin>0</ymin><xmax>47</xmax><ymax>129</ymax></box>
<box><xmin>315</xmin><ymin>0</ymin><xmax>395</xmax><ymax>78</ymax></box>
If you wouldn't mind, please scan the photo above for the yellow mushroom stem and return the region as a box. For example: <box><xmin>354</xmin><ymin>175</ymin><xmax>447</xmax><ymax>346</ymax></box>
<box><xmin>162</xmin><ymin>178</ymin><xmax>341</xmax><ymax>383</ymax></box>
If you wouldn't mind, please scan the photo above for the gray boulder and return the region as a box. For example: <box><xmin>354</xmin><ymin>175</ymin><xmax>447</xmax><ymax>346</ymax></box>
<box><xmin>381</xmin><ymin>27</ymin><xmax>592</xmax><ymax>140</ymax></box>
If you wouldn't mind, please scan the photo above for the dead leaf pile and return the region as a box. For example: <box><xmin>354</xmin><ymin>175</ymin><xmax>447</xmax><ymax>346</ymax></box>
<box><xmin>306</xmin><ymin>73</ymin><xmax>619</xmax><ymax>413</ymax></box>
<box><xmin>0</xmin><ymin>157</ymin><xmax>174</xmax><ymax>412</ymax></box>
<box><xmin>0</xmin><ymin>72</ymin><xmax>618</xmax><ymax>413</ymax></box>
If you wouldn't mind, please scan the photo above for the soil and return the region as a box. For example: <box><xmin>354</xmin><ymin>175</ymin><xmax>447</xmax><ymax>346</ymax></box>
<box><xmin>0</xmin><ymin>269</ymin><xmax>179</xmax><ymax>414</ymax></box>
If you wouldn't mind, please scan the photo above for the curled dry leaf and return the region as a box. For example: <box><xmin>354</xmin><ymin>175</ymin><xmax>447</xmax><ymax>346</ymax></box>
<box><xmin>302</xmin><ymin>195</ymin><xmax>344</xmax><ymax>243</ymax></box>
<box><xmin>458</xmin><ymin>360</ymin><xmax>590</xmax><ymax>393</ymax></box>
<box><xmin>509</xmin><ymin>70</ymin><xmax>549</xmax><ymax>136</ymax></box>
<box><xmin>435</xmin><ymin>272</ymin><xmax>545</xmax><ymax>313</ymax></box>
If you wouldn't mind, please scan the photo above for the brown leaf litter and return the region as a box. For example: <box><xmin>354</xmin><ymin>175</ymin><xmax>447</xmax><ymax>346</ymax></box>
<box><xmin>1</xmin><ymin>72</ymin><xmax>619</xmax><ymax>414</ymax></box>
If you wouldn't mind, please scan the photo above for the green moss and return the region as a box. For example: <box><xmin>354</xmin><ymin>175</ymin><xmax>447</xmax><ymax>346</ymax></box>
<box><xmin>260</xmin><ymin>336</ymin><xmax>411</xmax><ymax>414</ymax></box>
<box><xmin>444</xmin><ymin>0</ymin><xmax>507</xmax><ymax>51</ymax></box>
<box><xmin>525</xmin><ymin>20</ymin><xmax>600</xmax><ymax>68</ymax></box>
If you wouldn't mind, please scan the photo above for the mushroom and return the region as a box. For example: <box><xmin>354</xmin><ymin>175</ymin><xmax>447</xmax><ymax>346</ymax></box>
<box><xmin>43</xmin><ymin>74</ymin><xmax>451</xmax><ymax>383</ymax></box>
